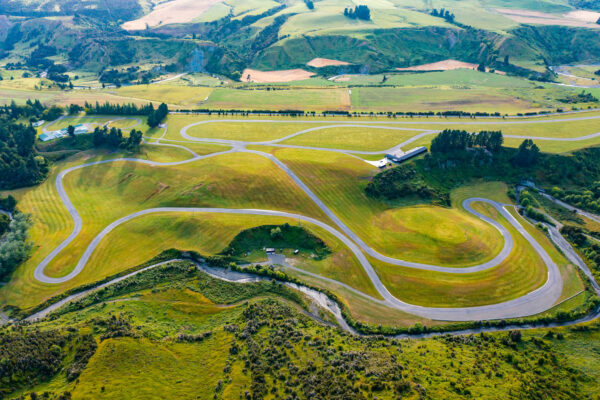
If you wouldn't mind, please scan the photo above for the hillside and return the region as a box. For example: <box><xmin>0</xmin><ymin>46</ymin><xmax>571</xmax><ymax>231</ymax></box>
<box><xmin>1</xmin><ymin>0</ymin><xmax>600</xmax><ymax>81</ymax></box>
<box><xmin>2</xmin><ymin>259</ymin><xmax>600</xmax><ymax>399</ymax></box>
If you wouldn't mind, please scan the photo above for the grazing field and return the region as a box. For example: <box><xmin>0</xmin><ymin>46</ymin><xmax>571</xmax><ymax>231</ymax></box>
<box><xmin>204</xmin><ymin>87</ymin><xmax>351</xmax><ymax>111</ymax></box>
<box><xmin>183</xmin><ymin>120</ymin><xmax>320</xmax><ymax>142</ymax></box>
<box><xmin>396</xmin><ymin>59</ymin><xmax>480</xmax><ymax>72</ymax></box>
<box><xmin>307</xmin><ymin>58</ymin><xmax>350</xmax><ymax>68</ymax></box>
<box><xmin>496</xmin><ymin>8</ymin><xmax>600</xmax><ymax>28</ymax></box>
<box><xmin>350</xmin><ymin>86</ymin><xmax>535</xmax><ymax>113</ymax></box>
<box><xmin>105</xmin><ymin>85</ymin><xmax>214</xmax><ymax>108</ymax></box>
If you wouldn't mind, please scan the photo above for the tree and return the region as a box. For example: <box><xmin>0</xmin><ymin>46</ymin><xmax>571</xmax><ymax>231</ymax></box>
<box><xmin>67</xmin><ymin>125</ymin><xmax>75</xmax><ymax>137</ymax></box>
<box><xmin>513</xmin><ymin>139</ymin><xmax>540</xmax><ymax>167</ymax></box>
<box><xmin>147</xmin><ymin>103</ymin><xmax>168</xmax><ymax>128</ymax></box>
<box><xmin>504</xmin><ymin>55</ymin><xmax>510</xmax><ymax>65</ymax></box>
<box><xmin>270</xmin><ymin>227</ymin><xmax>282</xmax><ymax>239</ymax></box>
<box><xmin>477</xmin><ymin>62</ymin><xmax>486</xmax><ymax>72</ymax></box>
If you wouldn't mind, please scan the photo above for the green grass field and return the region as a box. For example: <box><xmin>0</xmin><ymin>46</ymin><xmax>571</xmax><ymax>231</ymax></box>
<box><xmin>0</xmin><ymin>151</ymin><xmax>330</xmax><ymax>310</ymax></box>
<box><xmin>105</xmin><ymin>85</ymin><xmax>214</xmax><ymax>108</ymax></box>
<box><xmin>204</xmin><ymin>87</ymin><xmax>351</xmax><ymax>111</ymax></box>
<box><xmin>279</xmin><ymin>125</ymin><xmax>424</xmax><ymax>151</ymax></box>
<box><xmin>258</xmin><ymin>147</ymin><xmax>506</xmax><ymax>267</ymax></box>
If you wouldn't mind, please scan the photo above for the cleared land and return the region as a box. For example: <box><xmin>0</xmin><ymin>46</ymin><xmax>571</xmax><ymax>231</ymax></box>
<box><xmin>307</xmin><ymin>58</ymin><xmax>350</xmax><ymax>68</ymax></box>
<box><xmin>496</xmin><ymin>8</ymin><xmax>600</xmax><ymax>28</ymax></box>
<box><xmin>241</xmin><ymin>69</ymin><xmax>315</xmax><ymax>83</ymax></box>
<box><xmin>122</xmin><ymin>0</ymin><xmax>224</xmax><ymax>30</ymax></box>
<box><xmin>397</xmin><ymin>59</ymin><xmax>479</xmax><ymax>72</ymax></box>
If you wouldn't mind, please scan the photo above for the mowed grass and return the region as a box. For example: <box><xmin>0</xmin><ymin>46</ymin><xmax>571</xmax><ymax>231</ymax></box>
<box><xmin>205</xmin><ymin>87</ymin><xmax>351</xmax><ymax>111</ymax></box>
<box><xmin>78</xmin><ymin>212</ymin><xmax>380</xmax><ymax>299</ymax></box>
<box><xmin>257</xmin><ymin>147</ymin><xmax>505</xmax><ymax>267</ymax></box>
<box><xmin>0</xmin><ymin>151</ymin><xmax>328</xmax><ymax>310</ymax></box>
<box><xmin>104</xmin><ymin>84</ymin><xmax>214</xmax><ymax>108</ymax></box>
<box><xmin>280</xmin><ymin>126</ymin><xmax>425</xmax><ymax>151</ymax></box>
<box><xmin>184</xmin><ymin>120</ymin><xmax>317</xmax><ymax>142</ymax></box>
<box><xmin>105</xmin><ymin>118</ymin><xmax>142</xmax><ymax>129</ymax></box>
<box><xmin>372</xmin><ymin>202</ymin><xmax>548</xmax><ymax>307</ymax></box>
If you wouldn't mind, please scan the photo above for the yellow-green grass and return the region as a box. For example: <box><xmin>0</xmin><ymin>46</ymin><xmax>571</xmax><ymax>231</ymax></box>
<box><xmin>512</xmin><ymin>207</ymin><xmax>584</xmax><ymax>302</ymax></box>
<box><xmin>148</xmin><ymin>141</ymin><xmax>232</xmax><ymax>156</ymax></box>
<box><xmin>0</xmin><ymin>152</ymin><xmax>330</xmax><ymax>309</ymax></box>
<box><xmin>350</xmin><ymin>86</ymin><xmax>536</xmax><ymax>113</ymax></box>
<box><xmin>104</xmin><ymin>84</ymin><xmax>214</xmax><ymax>108</ymax></box>
<box><xmin>184</xmin><ymin>120</ymin><xmax>319</xmax><ymax>142</ymax></box>
<box><xmin>72</xmin><ymin>335</ymin><xmax>233</xmax><ymax>399</ymax></box>
<box><xmin>205</xmin><ymin>87</ymin><xmax>351</xmax><ymax>111</ymax></box>
<box><xmin>256</xmin><ymin>147</ymin><xmax>505</xmax><ymax>267</ymax></box>
<box><xmin>135</xmin><ymin>144</ymin><xmax>197</xmax><ymax>163</ymax></box>
<box><xmin>286</xmin><ymin>267</ymin><xmax>440</xmax><ymax>327</ymax></box>
<box><xmin>504</xmin><ymin>137</ymin><xmax>600</xmax><ymax>153</ymax></box>
<box><xmin>279</xmin><ymin>126</ymin><xmax>424</xmax><ymax>151</ymax></box>
<box><xmin>73</xmin><ymin>212</ymin><xmax>379</xmax><ymax>299</ymax></box>
<box><xmin>105</xmin><ymin>118</ymin><xmax>141</xmax><ymax>129</ymax></box>
<box><xmin>371</xmin><ymin>202</ymin><xmax>548</xmax><ymax>307</ymax></box>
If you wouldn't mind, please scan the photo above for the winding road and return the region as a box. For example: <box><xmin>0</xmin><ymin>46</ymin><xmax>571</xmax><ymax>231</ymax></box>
<box><xmin>31</xmin><ymin>115</ymin><xmax>600</xmax><ymax>322</ymax></box>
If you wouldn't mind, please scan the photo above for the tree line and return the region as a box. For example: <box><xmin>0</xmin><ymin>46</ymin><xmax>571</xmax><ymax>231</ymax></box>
<box><xmin>0</xmin><ymin>120</ymin><xmax>48</xmax><ymax>189</ymax></box>
<box><xmin>430</xmin><ymin>8</ymin><xmax>455</xmax><ymax>22</ymax></box>
<box><xmin>430</xmin><ymin>129</ymin><xmax>504</xmax><ymax>154</ymax></box>
<box><xmin>343</xmin><ymin>5</ymin><xmax>370</xmax><ymax>20</ymax></box>
<box><xmin>92</xmin><ymin>126</ymin><xmax>143</xmax><ymax>152</ymax></box>
<box><xmin>84</xmin><ymin>101</ymin><xmax>155</xmax><ymax>116</ymax></box>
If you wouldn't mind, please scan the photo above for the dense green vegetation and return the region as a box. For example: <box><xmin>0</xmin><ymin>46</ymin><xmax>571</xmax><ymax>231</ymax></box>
<box><xmin>221</xmin><ymin>223</ymin><xmax>331</xmax><ymax>260</ymax></box>
<box><xmin>0</xmin><ymin>119</ymin><xmax>47</xmax><ymax>189</ymax></box>
<box><xmin>365</xmin><ymin>164</ymin><xmax>449</xmax><ymax>206</ymax></box>
<box><xmin>551</xmin><ymin>183</ymin><xmax>600</xmax><ymax>214</ymax></box>
<box><xmin>366</xmin><ymin>130</ymin><xmax>600</xmax><ymax>208</ymax></box>
<box><xmin>91</xmin><ymin>126</ymin><xmax>143</xmax><ymax>152</ymax></box>
<box><xmin>146</xmin><ymin>103</ymin><xmax>168</xmax><ymax>128</ymax></box>
<box><xmin>561</xmin><ymin>225</ymin><xmax>600</xmax><ymax>280</ymax></box>
<box><xmin>83</xmin><ymin>101</ymin><xmax>154</xmax><ymax>117</ymax></box>
<box><xmin>0</xmin><ymin>213</ymin><xmax>32</xmax><ymax>282</ymax></box>
<box><xmin>2</xmin><ymin>263</ymin><xmax>600</xmax><ymax>399</ymax></box>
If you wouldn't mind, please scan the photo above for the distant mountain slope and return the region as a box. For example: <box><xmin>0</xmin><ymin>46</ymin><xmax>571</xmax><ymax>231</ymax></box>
<box><xmin>1</xmin><ymin>0</ymin><xmax>600</xmax><ymax>81</ymax></box>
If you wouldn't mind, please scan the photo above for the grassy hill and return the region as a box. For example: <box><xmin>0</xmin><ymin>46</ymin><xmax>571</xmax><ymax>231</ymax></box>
<box><xmin>2</xmin><ymin>0</ymin><xmax>600</xmax><ymax>82</ymax></box>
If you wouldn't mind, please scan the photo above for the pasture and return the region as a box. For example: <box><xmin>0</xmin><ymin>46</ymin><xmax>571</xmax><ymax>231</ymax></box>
<box><xmin>1</xmin><ymin>111</ymin><xmax>594</xmax><ymax>326</ymax></box>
